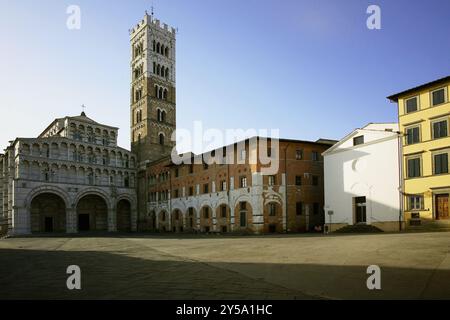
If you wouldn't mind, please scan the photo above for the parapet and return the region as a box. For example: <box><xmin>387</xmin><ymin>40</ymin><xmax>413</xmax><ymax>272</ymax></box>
<box><xmin>129</xmin><ymin>12</ymin><xmax>176</xmax><ymax>36</ymax></box>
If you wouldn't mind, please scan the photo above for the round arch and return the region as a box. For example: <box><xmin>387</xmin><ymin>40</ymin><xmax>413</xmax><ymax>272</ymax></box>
<box><xmin>30</xmin><ymin>192</ymin><xmax>66</xmax><ymax>233</ymax></box>
<box><xmin>185</xmin><ymin>207</ymin><xmax>197</xmax><ymax>231</ymax></box>
<box><xmin>264</xmin><ymin>201</ymin><xmax>283</xmax><ymax>233</ymax></box>
<box><xmin>199</xmin><ymin>204</ymin><xmax>213</xmax><ymax>233</ymax></box>
<box><xmin>171</xmin><ymin>208</ymin><xmax>183</xmax><ymax>232</ymax></box>
<box><xmin>25</xmin><ymin>185</ymin><xmax>71</xmax><ymax>210</ymax></box>
<box><xmin>157</xmin><ymin>209</ymin><xmax>169</xmax><ymax>232</ymax></box>
<box><xmin>215</xmin><ymin>203</ymin><xmax>231</xmax><ymax>233</ymax></box>
<box><xmin>234</xmin><ymin>200</ymin><xmax>253</xmax><ymax>231</ymax></box>
<box><xmin>73</xmin><ymin>188</ymin><xmax>112</xmax><ymax>210</ymax></box>
<box><xmin>117</xmin><ymin>199</ymin><xmax>132</xmax><ymax>232</ymax></box>
<box><xmin>76</xmin><ymin>194</ymin><xmax>108</xmax><ymax>231</ymax></box>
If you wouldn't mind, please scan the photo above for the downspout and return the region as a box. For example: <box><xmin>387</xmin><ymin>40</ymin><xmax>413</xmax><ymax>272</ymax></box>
<box><xmin>397</xmin><ymin>131</ymin><xmax>404</xmax><ymax>232</ymax></box>
<box><xmin>284</xmin><ymin>143</ymin><xmax>290</xmax><ymax>233</ymax></box>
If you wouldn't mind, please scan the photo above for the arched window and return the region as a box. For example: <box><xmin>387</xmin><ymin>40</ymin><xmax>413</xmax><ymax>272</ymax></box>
<box><xmin>159</xmin><ymin>133</ymin><xmax>165</xmax><ymax>145</ymax></box>
<box><xmin>165</xmin><ymin>67</ymin><xmax>169</xmax><ymax>79</ymax></box>
<box><xmin>161</xmin><ymin>110</ymin><xmax>166</xmax><ymax>122</ymax></box>
<box><xmin>165</xmin><ymin>47</ymin><xmax>169</xmax><ymax>57</ymax></box>
<box><xmin>157</xmin><ymin>109</ymin><xmax>161</xmax><ymax>122</ymax></box>
<box><xmin>161</xmin><ymin>45</ymin><xmax>165</xmax><ymax>55</ymax></box>
<box><xmin>156</xmin><ymin>42</ymin><xmax>160</xmax><ymax>53</ymax></box>
<box><xmin>163</xmin><ymin>89</ymin><xmax>168</xmax><ymax>100</ymax></box>
<box><xmin>153</xmin><ymin>62</ymin><xmax>156</xmax><ymax>74</ymax></box>
<box><xmin>152</xmin><ymin>40</ymin><xmax>156</xmax><ymax>51</ymax></box>
<box><xmin>136</xmin><ymin>110</ymin><xmax>140</xmax><ymax>123</ymax></box>
<box><xmin>159</xmin><ymin>87</ymin><xmax>163</xmax><ymax>99</ymax></box>
<box><xmin>157</xmin><ymin>64</ymin><xmax>160</xmax><ymax>76</ymax></box>
<box><xmin>154</xmin><ymin>85</ymin><xmax>158</xmax><ymax>97</ymax></box>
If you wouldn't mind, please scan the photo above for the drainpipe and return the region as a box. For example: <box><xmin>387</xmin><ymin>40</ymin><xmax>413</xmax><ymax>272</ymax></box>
<box><xmin>284</xmin><ymin>143</ymin><xmax>290</xmax><ymax>233</ymax></box>
<box><xmin>397</xmin><ymin>131</ymin><xmax>404</xmax><ymax>232</ymax></box>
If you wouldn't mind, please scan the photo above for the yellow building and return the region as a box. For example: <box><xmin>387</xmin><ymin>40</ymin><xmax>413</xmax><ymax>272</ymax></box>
<box><xmin>388</xmin><ymin>76</ymin><xmax>450</xmax><ymax>227</ymax></box>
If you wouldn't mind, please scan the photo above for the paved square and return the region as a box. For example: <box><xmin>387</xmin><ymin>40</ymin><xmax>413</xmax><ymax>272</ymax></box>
<box><xmin>1</xmin><ymin>232</ymin><xmax>450</xmax><ymax>299</ymax></box>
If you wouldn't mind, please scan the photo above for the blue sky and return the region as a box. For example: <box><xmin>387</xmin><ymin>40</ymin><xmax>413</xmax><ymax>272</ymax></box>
<box><xmin>1</xmin><ymin>0</ymin><xmax>450</xmax><ymax>152</ymax></box>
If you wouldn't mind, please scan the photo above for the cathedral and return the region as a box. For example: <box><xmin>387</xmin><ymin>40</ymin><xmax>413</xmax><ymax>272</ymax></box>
<box><xmin>0</xmin><ymin>13</ymin><xmax>335</xmax><ymax>236</ymax></box>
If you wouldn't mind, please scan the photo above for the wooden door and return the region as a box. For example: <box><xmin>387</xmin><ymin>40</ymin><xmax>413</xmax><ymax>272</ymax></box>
<box><xmin>436</xmin><ymin>194</ymin><xmax>449</xmax><ymax>220</ymax></box>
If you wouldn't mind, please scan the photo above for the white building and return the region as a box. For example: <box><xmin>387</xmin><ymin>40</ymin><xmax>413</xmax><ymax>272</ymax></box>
<box><xmin>322</xmin><ymin>123</ymin><xmax>401</xmax><ymax>232</ymax></box>
<box><xmin>0</xmin><ymin>112</ymin><xmax>137</xmax><ymax>235</ymax></box>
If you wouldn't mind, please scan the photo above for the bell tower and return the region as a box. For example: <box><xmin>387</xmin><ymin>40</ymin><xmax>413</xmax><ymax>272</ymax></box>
<box><xmin>130</xmin><ymin>12</ymin><xmax>176</xmax><ymax>165</ymax></box>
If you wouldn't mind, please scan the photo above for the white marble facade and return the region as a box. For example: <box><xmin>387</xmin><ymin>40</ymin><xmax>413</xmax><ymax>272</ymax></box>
<box><xmin>0</xmin><ymin>112</ymin><xmax>137</xmax><ymax>235</ymax></box>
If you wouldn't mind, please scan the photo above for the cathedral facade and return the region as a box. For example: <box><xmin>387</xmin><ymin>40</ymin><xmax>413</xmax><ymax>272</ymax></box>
<box><xmin>0</xmin><ymin>113</ymin><xmax>137</xmax><ymax>235</ymax></box>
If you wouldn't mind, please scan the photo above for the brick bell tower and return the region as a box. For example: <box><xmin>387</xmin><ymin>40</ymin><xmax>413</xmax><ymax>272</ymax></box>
<box><xmin>130</xmin><ymin>12</ymin><xmax>176</xmax><ymax>165</ymax></box>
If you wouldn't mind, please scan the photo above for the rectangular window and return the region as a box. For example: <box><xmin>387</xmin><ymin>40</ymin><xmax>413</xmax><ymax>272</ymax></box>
<box><xmin>240</xmin><ymin>176</ymin><xmax>248</xmax><ymax>188</ymax></box>
<box><xmin>203</xmin><ymin>183</ymin><xmax>209</xmax><ymax>194</ymax></box>
<box><xmin>406</xmin><ymin>126</ymin><xmax>420</xmax><ymax>145</ymax></box>
<box><xmin>408</xmin><ymin>195</ymin><xmax>423</xmax><ymax>210</ymax></box>
<box><xmin>268</xmin><ymin>175</ymin><xmax>276</xmax><ymax>186</ymax></box>
<box><xmin>189</xmin><ymin>186</ymin><xmax>194</xmax><ymax>196</ymax></box>
<box><xmin>220</xmin><ymin>180</ymin><xmax>227</xmax><ymax>191</ymax></box>
<box><xmin>203</xmin><ymin>207</ymin><xmax>209</xmax><ymax>219</ymax></box>
<box><xmin>296</xmin><ymin>202</ymin><xmax>303</xmax><ymax>215</ymax></box>
<box><xmin>312</xmin><ymin>175</ymin><xmax>319</xmax><ymax>186</ymax></box>
<box><xmin>405</xmin><ymin>96</ymin><xmax>418</xmax><ymax>113</ymax></box>
<box><xmin>296</xmin><ymin>149</ymin><xmax>303</xmax><ymax>160</ymax></box>
<box><xmin>174</xmin><ymin>168</ymin><xmax>179</xmax><ymax>178</ymax></box>
<box><xmin>295</xmin><ymin>175</ymin><xmax>302</xmax><ymax>186</ymax></box>
<box><xmin>189</xmin><ymin>164</ymin><xmax>194</xmax><ymax>174</ymax></box>
<box><xmin>432</xmin><ymin>87</ymin><xmax>446</xmax><ymax>106</ymax></box>
<box><xmin>434</xmin><ymin>153</ymin><xmax>449</xmax><ymax>175</ymax></box>
<box><xmin>432</xmin><ymin>120</ymin><xmax>448</xmax><ymax>139</ymax></box>
<box><xmin>407</xmin><ymin>157</ymin><xmax>421</xmax><ymax>178</ymax></box>
<box><xmin>312</xmin><ymin>151</ymin><xmax>319</xmax><ymax>161</ymax></box>
<box><xmin>353</xmin><ymin>135</ymin><xmax>364</xmax><ymax>146</ymax></box>
<box><xmin>269</xmin><ymin>203</ymin><xmax>277</xmax><ymax>216</ymax></box>
<box><xmin>174</xmin><ymin>189</ymin><xmax>179</xmax><ymax>198</ymax></box>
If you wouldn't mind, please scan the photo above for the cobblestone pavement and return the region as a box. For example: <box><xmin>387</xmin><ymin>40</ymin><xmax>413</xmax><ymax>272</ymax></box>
<box><xmin>1</xmin><ymin>232</ymin><xmax>450</xmax><ymax>299</ymax></box>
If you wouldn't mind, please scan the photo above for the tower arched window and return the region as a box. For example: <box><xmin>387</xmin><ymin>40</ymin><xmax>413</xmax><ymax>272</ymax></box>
<box><xmin>159</xmin><ymin>87</ymin><xmax>163</xmax><ymax>99</ymax></box>
<box><xmin>159</xmin><ymin>133</ymin><xmax>165</xmax><ymax>145</ymax></box>
<box><xmin>161</xmin><ymin>110</ymin><xmax>166</xmax><ymax>122</ymax></box>
<box><xmin>165</xmin><ymin>67</ymin><xmax>169</xmax><ymax>79</ymax></box>
<box><xmin>163</xmin><ymin>89</ymin><xmax>168</xmax><ymax>100</ymax></box>
<box><xmin>156</xmin><ymin>64</ymin><xmax>160</xmax><ymax>76</ymax></box>
<box><xmin>165</xmin><ymin>47</ymin><xmax>169</xmax><ymax>57</ymax></box>
<box><xmin>156</xmin><ymin>42</ymin><xmax>160</xmax><ymax>54</ymax></box>
<box><xmin>161</xmin><ymin>45</ymin><xmax>165</xmax><ymax>55</ymax></box>
<box><xmin>154</xmin><ymin>85</ymin><xmax>158</xmax><ymax>97</ymax></box>
<box><xmin>152</xmin><ymin>40</ymin><xmax>156</xmax><ymax>52</ymax></box>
